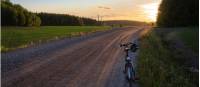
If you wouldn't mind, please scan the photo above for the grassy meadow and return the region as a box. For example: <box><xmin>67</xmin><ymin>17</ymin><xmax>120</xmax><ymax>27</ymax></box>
<box><xmin>1</xmin><ymin>26</ymin><xmax>111</xmax><ymax>52</ymax></box>
<box><xmin>137</xmin><ymin>27</ymin><xmax>198</xmax><ymax>87</ymax></box>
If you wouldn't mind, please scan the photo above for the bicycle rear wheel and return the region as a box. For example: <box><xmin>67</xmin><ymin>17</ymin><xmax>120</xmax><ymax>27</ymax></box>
<box><xmin>127</xmin><ymin>68</ymin><xmax>131</xmax><ymax>79</ymax></box>
<box><xmin>127</xmin><ymin>67</ymin><xmax>136</xmax><ymax>80</ymax></box>
<box><xmin>127</xmin><ymin>67</ymin><xmax>133</xmax><ymax>87</ymax></box>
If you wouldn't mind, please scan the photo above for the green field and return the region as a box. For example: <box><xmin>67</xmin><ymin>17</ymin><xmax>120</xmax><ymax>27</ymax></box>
<box><xmin>1</xmin><ymin>26</ymin><xmax>111</xmax><ymax>52</ymax></box>
<box><xmin>137</xmin><ymin>27</ymin><xmax>198</xmax><ymax>87</ymax></box>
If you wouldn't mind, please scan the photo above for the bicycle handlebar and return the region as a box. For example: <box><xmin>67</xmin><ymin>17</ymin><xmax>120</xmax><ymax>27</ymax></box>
<box><xmin>120</xmin><ymin>42</ymin><xmax>134</xmax><ymax>47</ymax></box>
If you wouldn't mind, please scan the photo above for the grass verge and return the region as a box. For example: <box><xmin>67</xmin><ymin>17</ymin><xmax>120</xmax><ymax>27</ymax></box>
<box><xmin>1</xmin><ymin>26</ymin><xmax>111</xmax><ymax>52</ymax></box>
<box><xmin>177</xmin><ymin>27</ymin><xmax>198</xmax><ymax>53</ymax></box>
<box><xmin>137</xmin><ymin>28</ymin><xmax>198</xmax><ymax>87</ymax></box>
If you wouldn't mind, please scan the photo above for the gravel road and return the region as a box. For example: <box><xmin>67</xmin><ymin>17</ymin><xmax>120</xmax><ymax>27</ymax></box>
<box><xmin>2</xmin><ymin>26</ymin><xmax>145</xmax><ymax>87</ymax></box>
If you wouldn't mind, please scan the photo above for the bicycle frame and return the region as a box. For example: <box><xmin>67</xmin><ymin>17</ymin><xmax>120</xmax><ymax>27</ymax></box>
<box><xmin>120</xmin><ymin>43</ymin><xmax>136</xmax><ymax>82</ymax></box>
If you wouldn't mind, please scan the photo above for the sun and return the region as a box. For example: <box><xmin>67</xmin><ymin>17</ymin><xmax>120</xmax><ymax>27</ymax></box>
<box><xmin>142</xmin><ymin>3</ymin><xmax>159</xmax><ymax>22</ymax></box>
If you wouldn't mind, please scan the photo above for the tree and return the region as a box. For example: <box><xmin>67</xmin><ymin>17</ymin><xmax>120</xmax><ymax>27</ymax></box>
<box><xmin>157</xmin><ymin>0</ymin><xmax>199</xmax><ymax>27</ymax></box>
<box><xmin>78</xmin><ymin>17</ymin><xmax>84</xmax><ymax>26</ymax></box>
<box><xmin>1</xmin><ymin>1</ymin><xmax>18</xmax><ymax>25</ymax></box>
<box><xmin>1</xmin><ymin>0</ymin><xmax>41</xmax><ymax>27</ymax></box>
<box><xmin>14</xmin><ymin>4</ymin><xmax>26</xmax><ymax>26</ymax></box>
<box><xmin>17</xmin><ymin>11</ymin><xmax>26</xmax><ymax>26</ymax></box>
<box><xmin>32</xmin><ymin>15</ymin><xmax>41</xmax><ymax>26</ymax></box>
<box><xmin>1</xmin><ymin>0</ymin><xmax>95</xmax><ymax>26</ymax></box>
<box><xmin>37</xmin><ymin>13</ymin><xmax>97</xmax><ymax>26</ymax></box>
<box><xmin>25</xmin><ymin>13</ymin><xmax>33</xmax><ymax>26</ymax></box>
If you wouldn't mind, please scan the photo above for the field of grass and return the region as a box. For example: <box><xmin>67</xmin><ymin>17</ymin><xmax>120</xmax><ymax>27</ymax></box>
<box><xmin>137</xmin><ymin>28</ymin><xmax>198</xmax><ymax>87</ymax></box>
<box><xmin>1</xmin><ymin>26</ymin><xmax>111</xmax><ymax>52</ymax></box>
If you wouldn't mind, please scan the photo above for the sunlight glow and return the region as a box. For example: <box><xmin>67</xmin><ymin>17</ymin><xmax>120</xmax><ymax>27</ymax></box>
<box><xmin>141</xmin><ymin>2</ymin><xmax>159</xmax><ymax>22</ymax></box>
<box><xmin>10</xmin><ymin>0</ymin><xmax>162</xmax><ymax>22</ymax></box>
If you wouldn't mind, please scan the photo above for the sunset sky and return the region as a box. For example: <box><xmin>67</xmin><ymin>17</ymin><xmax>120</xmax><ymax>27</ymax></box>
<box><xmin>10</xmin><ymin>0</ymin><xmax>161</xmax><ymax>22</ymax></box>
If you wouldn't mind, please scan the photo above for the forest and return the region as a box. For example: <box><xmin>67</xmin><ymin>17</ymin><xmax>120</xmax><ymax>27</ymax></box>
<box><xmin>157</xmin><ymin>0</ymin><xmax>199</xmax><ymax>27</ymax></box>
<box><xmin>1</xmin><ymin>0</ymin><xmax>98</xmax><ymax>27</ymax></box>
<box><xmin>37</xmin><ymin>13</ymin><xmax>97</xmax><ymax>26</ymax></box>
<box><xmin>1</xmin><ymin>0</ymin><xmax>41</xmax><ymax>26</ymax></box>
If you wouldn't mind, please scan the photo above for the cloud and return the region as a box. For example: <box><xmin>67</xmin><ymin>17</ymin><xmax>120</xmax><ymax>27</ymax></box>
<box><xmin>98</xmin><ymin>6</ymin><xmax>111</xmax><ymax>10</ymax></box>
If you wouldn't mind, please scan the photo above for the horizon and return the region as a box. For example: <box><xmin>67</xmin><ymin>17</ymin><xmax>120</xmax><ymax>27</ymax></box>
<box><xmin>10</xmin><ymin>0</ymin><xmax>161</xmax><ymax>22</ymax></box>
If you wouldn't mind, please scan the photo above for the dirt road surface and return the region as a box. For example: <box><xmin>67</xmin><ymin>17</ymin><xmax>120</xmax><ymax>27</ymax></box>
<box><xmin>2</xmin><ymin>26</ymin><xmax>146</xmax><ymax>87</ymax></box>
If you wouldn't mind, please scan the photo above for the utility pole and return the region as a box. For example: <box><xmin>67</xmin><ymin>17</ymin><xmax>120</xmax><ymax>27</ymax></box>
<box><xmin>97</xmin><ymin>15</ymin><xmax>100</xmax><ymax>22</ymax></box>
<box><xmin>97</xmin><ymin>15</ymin><xmax>99</xmax><ymax>25</ymax></box>
<box><xmin>101</xmin><ymin>16</ymin><xmax>103</xmax><ymax>26</ymax></box>
<box><xmin>97</xmin><ymin>14</ymin><xmax>103</xmax><ymax>25</ymax></box>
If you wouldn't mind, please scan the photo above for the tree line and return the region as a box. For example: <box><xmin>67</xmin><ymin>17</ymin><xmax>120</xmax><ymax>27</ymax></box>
<box><xmin>157</xmin><ymin>0</ymin><xmax>199</xmax><ymax>27</ymax></box>
<box><xmin>1</xmin><ymin>0</ymin><xmax>98</xmax><ymax>27</ymax></box>
<box><xmin>37</xmin><ymin>13</ymin><xmax>97</xmax><ymax>26</ymax></box>
<box><xmin>1</xmin><ymin>0</ymin><xmax>41</xmax><ymax>26</ymax></box>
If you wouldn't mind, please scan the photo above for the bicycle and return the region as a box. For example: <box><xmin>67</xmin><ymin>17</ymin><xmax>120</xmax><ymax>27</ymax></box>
<box><xmin>120</xmin><ymin>42</ymin><xmax>138</xmax><ymax>87</ymax></box>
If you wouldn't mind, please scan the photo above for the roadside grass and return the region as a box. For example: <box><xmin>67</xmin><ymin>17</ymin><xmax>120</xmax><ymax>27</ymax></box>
<box><xmin>177</xmin><ymin>27</ymin><xmax>199</xmax><ymax>53</ymax></box>
<box><xmin>1</xmin><ymin>26</ymin><xmax>111</xmax><ymax>52</ymax></box>
<box><xmin>137</xmin><ymin>28</ymin><xmax>198</xmax><ymax>87</ymax></box>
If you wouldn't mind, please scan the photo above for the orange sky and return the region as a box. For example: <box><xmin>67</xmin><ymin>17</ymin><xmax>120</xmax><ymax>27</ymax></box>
<box><xmin>11</xmin><ymin>0</ymin><xmax>162</xmax><ymax>22</ymax></box>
